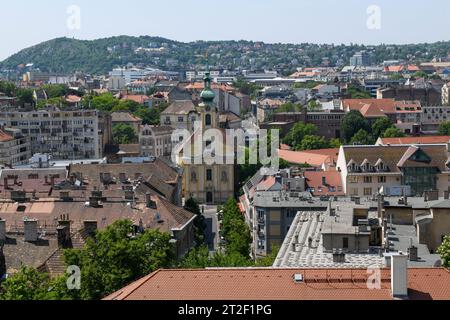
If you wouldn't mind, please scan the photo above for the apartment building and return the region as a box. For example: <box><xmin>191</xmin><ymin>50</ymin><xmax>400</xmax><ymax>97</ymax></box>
<box><xmin>160</xmin><ymin>100</ymin><xmax>199</xmax><ymax>132</ymax></box>
<box><xmin>139</xmin><ymin>125</ymin><xmax>173</xmax><ymax>158</ymax></box>
<box><xmin>0</xmin><ymin>107</ymin><xmax>104</xmax><ymax>160</ymax></box>
<box><xmin>0</xmin><ymin>127</ymin><xmax>31</xmax><ymax>167</ymax></box>
<box><xmin>421</xmin><ymin>105</ymin><xmax>450</xmax><ymax>133</ymax></box>
<box><xmin>337</xmin><ymin>144</ymin><xmax>450</xmax><ymax>197</ymax></box>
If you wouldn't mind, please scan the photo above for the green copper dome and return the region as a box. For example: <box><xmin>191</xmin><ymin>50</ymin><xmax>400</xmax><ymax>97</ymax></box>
<box><xmin>200</xmin><ymin>71</ymin><xmax>215</xmax><ymax>102</ymax></box>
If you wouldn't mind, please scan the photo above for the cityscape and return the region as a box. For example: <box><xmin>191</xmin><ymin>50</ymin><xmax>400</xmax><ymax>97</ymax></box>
<box><xmin>0</xmin><ymin>0</ymin><xmax>449</xmax><ymax>309</ymax></box>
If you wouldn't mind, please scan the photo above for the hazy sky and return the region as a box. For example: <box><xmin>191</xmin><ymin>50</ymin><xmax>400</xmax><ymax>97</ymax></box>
<box><xmin>0</xmin><ymin>0</ymin><xmax>449</xmax><ymax>60</ymax></box>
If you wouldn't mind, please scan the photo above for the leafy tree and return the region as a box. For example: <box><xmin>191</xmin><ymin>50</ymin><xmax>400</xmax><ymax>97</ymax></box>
<box><xmin>329</xmin><ymin>138</ymin><xmax>342</xmax><ymax>148</ymax></box>
<box><xmin>275</xmin><ymin>102</ymin><xmax>302</xmax><ymax>113</ymax></box>
<box><xmin>438</xmin><ymin>121</ymin><xmax>450</xmax><ymax>135</ymax></box>
<box><xmin>184</xmin><ymin>198</ymin><xmax>206</xmax><ymax>246</ymax></box>
<box><xmin>383</xmin><ymin>127</ymin><xmax>406</xmax><ymax>138</ymax></box>
<box><xmin>88</xmin><ymin>93</ymin><xmax>118</xmax><ymax>111</ymax></box>
<box><xmin>179</xmin><ymin>246</ymin><xmax>253</xmax><ymax>268</ymax></box>
<box><xmin>112</xmin><ymin>99</ymin><xmax>141</xmax><ymax>113</ymax></box>
<box><xmin>113</xmin><ymin>123</ymin><xmax>138</xmax><ymax>144</ymax></box>
<box><xmin>342</xmin><ymin>110</ymin><xmax>370</xmax><ymax>142</ymax></box>
<box><xmin>63</xmin><ymin>220</ymin><xmax>174</xmax><ymax>300</ymax></box>
<box><xmin>0</xmin><ymin>267</ymin><xmax>74</xmax><ymax>300</ymax></box>
<box><xmin>0</xmin><ymin>81</ymin><xmax>17</xmax><ymax>96</ymax></box>
<box><xmin>437</xmin><ymin>235</ymin><xmax>450</xmax><ymax>269</ymax></box>
<box><xmin>297</xmin><ymin>135</ymin><xmax>329</xmax><ymax>151</ymax></box>
<box><xmin>412</xmin><ymin>71</ymin><xmax>428</xmax><ymax>79</ymax></box>
<box><xmin>350</xmin><ymin>129</ymin><xmax>374</xmax><ymax>145</ymax></box>
<box><xmin>390</xmin><ymin>74</ymin><xmax>404</xmax><ymax>80</ymax></box>
<box><xmin>220</xmin><ymin>198</ymin><xmax>252</xmax><ymax>257</ymax></box>
<box><xmin>254</xmin><ymin>246</ymin><xmax>280</xmax><ymax>267</ymax></box>
<box><xmin>307</xmin><ymin>100</ymin><xmax>321</xmax><ymax>111</ymax></box>
<box><xmin>372</xmin><ymin>117</ymin><xmax>393</xmax><ymax>139</ymax></box>
<box><xmin>42</xmin><ymin>84</ymin><xmax>68</xmax><ymax>98</ymax></box>
<box><xmin>16</xmin><ymin>88</ymin><xmax>34</xmax><ymax>106</ymax></box>
<box><xmin>283</xmin><ymin>122</ymin><xmax>317</xmax><ymax>147</ymax></box>
<box><xmin>347</xmin><ymin>85</ymin><xmax>371</xmax><ymax>99</ymax></box>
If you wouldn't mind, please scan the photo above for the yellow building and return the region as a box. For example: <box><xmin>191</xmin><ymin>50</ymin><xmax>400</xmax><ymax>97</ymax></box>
<box><xmin>179</xmin><ymin>70</ymin><xmax>234</xmax><ymax>204</ymax></box>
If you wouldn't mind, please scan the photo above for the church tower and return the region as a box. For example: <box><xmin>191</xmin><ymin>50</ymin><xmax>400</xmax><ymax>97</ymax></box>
<box><xmin>199</xmin><ymin>69</ymin><xmax>218</xmax><ymax>129</ymax></box>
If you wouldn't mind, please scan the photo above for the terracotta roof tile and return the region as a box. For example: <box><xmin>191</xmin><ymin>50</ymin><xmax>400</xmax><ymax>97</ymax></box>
<box><xmin>104</xmin><ymin>268</ymin><xmax>450</xmax><ymax>300</ymax></box>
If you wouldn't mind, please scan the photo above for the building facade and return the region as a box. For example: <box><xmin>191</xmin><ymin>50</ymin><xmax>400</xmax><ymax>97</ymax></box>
<box><xmin>0</xmin><ymin>127</ymin><xmax>31</xmax><ymax>167</ymax></box>
<box><xmin>0</xmin><ymin>107</ymin><xmax>103</xmax><ymax>160</ymax></box>
<box><xmin>139</xmin><ymin>125</ymin><xmax>173</xmax><ymax>158</ymax></box>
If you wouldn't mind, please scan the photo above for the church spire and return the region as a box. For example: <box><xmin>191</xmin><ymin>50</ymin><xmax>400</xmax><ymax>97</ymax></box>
<box><xmin>200</xmin><ymin>51</ymin><xmax>215</xmax><ymax>103</ymax></box>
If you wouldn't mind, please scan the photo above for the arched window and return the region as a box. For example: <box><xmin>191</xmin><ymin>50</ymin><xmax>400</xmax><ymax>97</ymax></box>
<box><xmin>205</xmin><ymin>114</ymin><xmax>212</xmax><ymax>126</ymax></box>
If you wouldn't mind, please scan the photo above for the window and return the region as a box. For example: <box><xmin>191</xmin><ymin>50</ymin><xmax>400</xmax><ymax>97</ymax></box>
<box><xmin>191</xmin><ymin>171</ymin><xmax>197</xmax><ymax>182</ymax></box>
<box><xmin>205</xmin><ymin>114</ymin><xmax>212</xmax><ymax>126</ymax></box>
<box><xmin>206</xmin><ymin>169</ymin><xmax>213</xmax><ymax>181</ymax></box>
<box><xmin>364</xmin><ymin>188</ymin><xmax>373</xmax><ymax>196</ymax></box>
<box><xmin>378</xmin><ymin>176</ymin><xmax>386</xmax><ymax>183</ymax></box>
<box><xmin>349</xmin><ymin>176</ymin><xmax>358</xmax><ymax>183</ymax></box>
<box><xmin>351</xmin><ymin>188</ymin><xmax>359</xmax><ymax>196</ymax></box>
<box><xmin>343</xmin><ymin>237</ymin><xmax>349</xmax><ymax>249</ymax></box>
<box><xmin>364</xmin><ymin>176</ymin><xmax>372</xmax><ymax>183</ymax></box>
<box><xmin>178</xmin><ymin>116</ymin><xmax>184</xmax><ymax>123</ymax></box>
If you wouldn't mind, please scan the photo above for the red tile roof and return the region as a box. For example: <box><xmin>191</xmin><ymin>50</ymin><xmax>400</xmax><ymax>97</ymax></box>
<box><xmin>279</xmin><ymin>148</ymin><xmax>339</xmax><ymax>168</ymax></box>
<box><xmin>378</xmin><ymin>136</ymin><xmax>450</xmax><ymax>145</ymax></box>
<box><xmin>342</xmin><ymin>99</ymin><xmax>421</xmax><ymax>118</ymax></box>
<box><xmin>0</xmin><ymin>129</ymin><xmax>13</xmax><ymax>142</ymax></box>
<box><xmin>120</xmin><ymin>95</ymin><xmax>150</xmax><ymax>104</ymax></box>
<box><xmin>304</xmin><ymin>171</ymin><xmax>344</xmax><ymax>196</ymax></box>
<box><xmin>104</xmin><ymin>268</ymin><xmax>450</xmax><ymax>300</ymax></box>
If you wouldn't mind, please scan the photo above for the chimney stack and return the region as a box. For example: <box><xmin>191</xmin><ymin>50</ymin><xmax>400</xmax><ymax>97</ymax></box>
<box><xmin>57</xmin><ymin>218</ymin><xmax>71</xmax><ymax>247</ymax></box>
<box><xmin>3</xmin><ymin>177</ymin><xmax>8</xmax><ymax>190</ymax></box>
<box><xmin>50</xmin><ymin>174</ymin><xmax>55</xmax><ymax>187</ymax></box>
<box><xmin>44</xmin><ymin>175</ymin><xmax>49</xmax><ymax>185</ymax></box>
<box><xmin>146</xmin><ymin>192</ymin><xmax>157</xmax><ymax>209</ymax></box>
<box><xmin>391</xmin><ymin>253</ymin><xmax>408</xmax><ymax>298</ymax></box>
<box><xmin>83</xmin><ymin>220</ymin><xmax>98</xmax><ymax>238</ymax></box>
<box><xmin>24</xmin><ymin>219</ymin><xmax>38</xmax><ymax>242</ymax></box>
<box><xmin>0</xmin><ymin>219</ymin><xmax>6</xmax><ymax>241</ymax></box>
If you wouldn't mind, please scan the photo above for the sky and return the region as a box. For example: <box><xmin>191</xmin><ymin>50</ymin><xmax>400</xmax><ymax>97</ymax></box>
<box><xmin>0</xmin><ymin>0</ymin><xmax>449</xmax><ymax>60</ymax></box>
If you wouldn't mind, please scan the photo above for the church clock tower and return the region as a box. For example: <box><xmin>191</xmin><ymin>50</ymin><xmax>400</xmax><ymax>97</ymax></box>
<box><xmin>199</xmin><ymin>70</ymin><xmax>218</xmax><ymax>129</ymax></box>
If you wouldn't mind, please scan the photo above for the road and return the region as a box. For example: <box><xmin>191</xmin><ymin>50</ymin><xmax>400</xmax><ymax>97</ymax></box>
<box><xmin>202</xmin><ymin>205</ymin><xmax>219</xmax><ymax>252</ymax></box>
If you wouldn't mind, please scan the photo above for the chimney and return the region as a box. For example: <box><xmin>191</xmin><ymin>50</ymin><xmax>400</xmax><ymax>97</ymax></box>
<box><xmin>50</xmin><ymin>174</ymin><xmax>55</xmax><ymax>187</ymax></box>
<box><xmin>13</xmin><ymin>176</ymin><xmax>18</xmax><ymax>185</ymax></box>
<box><xmin>275</xmin><ymin>173</ymin><xmax>282</xmax><ymax>185</ymax></box>
<box><xmin>57</xmin><ymin>219</ymin><xmax>71</xmax><ymax>247</ymax></box>
<box><xmin>146</xmin><ymin>192</ymin><xmax>157</xmax><ymax>209</ymax></box>
<box><xmin>0</xmin><ymin>219</ymin><xmax>6</xmax><ymax>242</ymax></box>
<box><xmin>83</xmin><ymin>220</ymin><xmax>98</xmax><ymax>238</ymax></box>
<box><xmin>391</xmin><ymin>253</ymin><xmax>408</xmax><ymax>298</ymax></box>
<box><xmin>24</xmin><ymin>219</ymin><xmax>38</xmax><ymax>242</ymax></box>
<box><xmin>44</xmin><ymin>175</ymin><xmax>49</xmax><ymax>185</ymax></box>
<box><xmin>445</xmin><ymin>190</ymin><xmax>450</xmax><ymax>200</ymax></box>
<box><xmin>3</xmin><ymin>177</ymin><xmax>8</xmax><ymax>190</ymax></box>
<box><xmin>124</xmin><ymin>190</ymin><xmax>135</xmax><ymax>202</ymax></box>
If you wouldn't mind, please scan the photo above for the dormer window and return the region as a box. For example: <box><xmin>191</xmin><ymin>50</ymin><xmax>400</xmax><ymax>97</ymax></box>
<box><xmin>347</xmin><ymin>159</ymin><xmax>360</xmax><ymax>173</ymax></box>
<box><xmin>375</xmin><ymin>158</ymin><xmax>387</xmax><ymax>172</ymax></box>
<box><xmin>361</xmin><ymin>159</ymin><xmax>373</xmax><ymax>172</ymax></box>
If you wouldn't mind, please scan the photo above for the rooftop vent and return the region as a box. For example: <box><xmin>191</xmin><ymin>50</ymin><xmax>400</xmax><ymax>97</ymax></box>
<box><xmin>293</xmin><ymin>274</ymin><xmax>304</xmax><ymax>283</ymax></box>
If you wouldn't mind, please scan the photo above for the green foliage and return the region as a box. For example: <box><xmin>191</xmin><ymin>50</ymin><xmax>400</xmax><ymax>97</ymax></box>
<box><xmin>113</xmin><ymin>123</ymin><xmax>138</xmax><ymax>144</ymax></box>
<box><xmin>63</xmin><ymin>220</ymin><xmax>174</xmax><ymax>300</ymax></box>
<box><xmin>275</xmin><ymin>102</ymin><xmax>303</xmax><ymax>113</ymax></box>
<box><xmin>389</xmin><ymin>73</ymin><xmax>404</xmax><ymax>80</ymax></box>
<box><xmin>283</xmin><ymin>122</ymin><xmax>317</xmax><ymax>147</ymax></box>
<box><xmin>412</xmin><ymin>71</ymin><xmax>428</xmax><ymax>79</ymax></box>
<box><xmin>329</xmin><ymin>138</ymin><xmax>342</xmax><ymax>148</ymax></box>
<box><xmin>372</xmin><ymin>117</ymin><xmax>393</xmax><ymax>139</ymax></box>
<box><xmin>179</xmin><ymin>246</ymin><xmax>253</xmax><ymax>269</ymax></box>
<box><xmin>220</xmin><ymin>198</ymin><xmax>252</xmax><ymax>257</ymax></box>
<box><xmin>42</xmin><ymin>84</ymin><xmax>68</xmax><ymax>99</ymax></box>
<box><xmin>437</xmin><ymin>235</ymin><xmax>450</xmax><ymax>269</ymax></box>
<box><xmin>307</xmin><ymin>100</ymin><xmax>321</xmax><ymax>111</ymax></box>
<box><xmin>293</xmin><ymin>81</ymin><xmax>325</xmax><ymax>89</ymax></box>
<box><xmin>254</xmin><ymin>246</ymin><xmax>280</xmax><ymax>267</ymax></box>
<box><xmin>232</xmin><ymin>79</ymin><xmax>259</xmax><ymax>98</ymax></box>
<box><xmin>347</xmin><ymin>85</ymin><xmax>371</xmax><ymax>99</ymax></box>
<box><xmin>350</xmin><ymin>129</ymin><xmax>374</xmax><ymax>145</ymax></box>
<box><xmin>297</xmin><ymin>135</ymin><xmax>329</xmax><ymax>151</ymax></box>
<box><xmin>0</xmin><ymin>80</ymin><xmax>17</xmax><ymax>96</ymax></box>
<box><xmin>438</xmin><ymin>121</ymin><xmax>450</xmax><ymax>135</ymax></box>
<box><xmin>342</xmin><ymin>110</ymin><xmax>370</xmax><ymax>142</ymax></box>
<box><xmin>184</xmin><ymin>198</ymin><xmax>206</xmax><ymax>246</ymax></box>
<box><xmin>16</xmin><ymin>88</ymin><xmax>34</xmax><ymax>106</ymax></box>
<box><xmin>0</xmin><ymin>266</ymin><xmax>74</xmax><ymax>300</ymax></box>
<box><xmin>382</xmin><ymin>127</ymin><xmax>406</xmax><ymax>138</ymax></box>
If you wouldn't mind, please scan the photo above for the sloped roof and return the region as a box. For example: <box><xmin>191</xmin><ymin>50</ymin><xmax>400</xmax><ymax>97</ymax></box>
<box><xmin>304</xmin><ymin>171</ymin><xmax>344</xmax><ymax>196</ymax></box>
<box><xmin>104</xmin><ymin>268</ymin><xmax>450</xmax><ymax>300</ymax></box>
<box><xmin>111</xmin><ymin>112</ymin><xmax>142</xmax><ymax>123</ymax></box>
<box><xmin>378</xmin><ymin>136</ymin><xmax>450</xmax><ymax>145</ymax></box>
<box><xmin>161</xmin><ymin>100</ymin><xmax>196</xmax><ymax>115</ymax></box>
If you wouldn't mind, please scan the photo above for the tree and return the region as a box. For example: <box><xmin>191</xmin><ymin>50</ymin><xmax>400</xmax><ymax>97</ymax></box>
<box><xmin>307</xmin><ymin>100</ymin><xmax>321</xmax><ymax>111</ymax></box>
<box><xmin>342</xmin><ymin>110</ymin><xmax>369</xmax><ymax>142</ymax></box>
<box><xmin>276</xmin><ymin>102</ymin><xmax>302</xmax><ymax>113</ymax></box>
<box><xmin>437</xmin><ymin>235</ymin><xmax>450</xmax><ymax>269</ymax></box>
<box><xmin>179</xmin><ymin>246</ymin><xmax>253</xmax><ymax>269</ymax></box>
<box><xmin>383</xmin><ymin>127</ymin><xmax>406</xmax><ymax>138</ymax></box>
<box><xmin>184</xmin><ymin>198</ymin><xmax>206</xmax><ymax>246</ymax></box>
<box><xmin>16</xmin><ymin>88</ymin><xmax>34</xmax><ymax>106</ymax></box>
<box><xmin>254</xmin><ymin>246</ymin><xmax>280</xmax><ymax>267</ymax></box>
<box><xmin>0</xmin><ymin>266</ymin><xmax>73</xmax><ymax>300</ymax></box>
<box><xmin>350</xmin><ymin>129</ymin><xmax>374</xmax><ymax>145</ymax></box>
<box><xmin>372</xmin><ymin>117</ymin><xmax>393</xmax><ymax>139</ymax></box>
<box><xmin>347</xmin><ymin>85</ymin><xmax>371</xmax><ymax>99</ymax></box>
<box><xmin>63</xmin><ymin>220</ymin><xmax>174</xmax><ymax>300</ymax></box>
<box><xmin>42</xmin><ymin>84</ymin><xmax>68</xmax><ymax>98</ymax></box>
<box><xmin>220</xmin><ymin>198</ymin><xmax>252</xmax><ymax>257</ymax></box>
<box><xmin>297</xmin><ymin>135</ymin><xmax>329</xmax><ymax>151</ymax></box>
<box><xmin>438</xmin><ymin>121</ymin><xmax>450</xmax><ymax>135</ymax></box>
<box><xmin>329</xmin><ymin>138</ymin><xmax>342</xmax><ymax>148</ymax></box>
<box><xmin>283</xmin><ymin>123</ymin><xmax>317</xmax><ymax>148</ymax></box>
<box><xmin>390</xmin><ymin>74</ymin><xmax>404</xmax><ymax>80</ymax></box>
<box><xmin>113</xmin><ymin>123</ymin><xmax>137</xmax><ymax>144</ymax></box>
<box><xmin>412</xmin><ymin>71</ymin><xmax>428</xmax><ymax>79</ymax></box>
